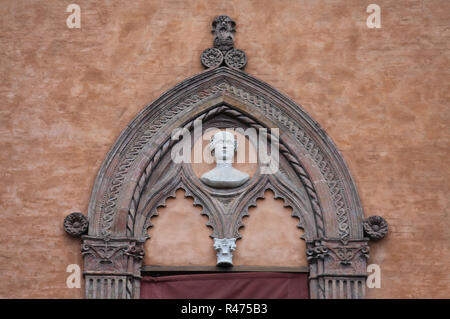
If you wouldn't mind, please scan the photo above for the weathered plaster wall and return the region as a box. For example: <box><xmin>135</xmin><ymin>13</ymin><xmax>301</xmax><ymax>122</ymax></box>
<box><xmin>144</xmin><ymin>189</ymin><xmax>216</xmax><ymax>266</ymax></box>
<box><xmin>144</xmin><ymin>189</ymin><xmax>307</xmax><ymax>267</ymax></box>
<box><xmin>233</xmin><ymin>190</ymin><xmax>307</xmax><ymax>267</ymax></box>
<box><xmin>0</xmin><ymin>0</ymin><xmax>448</xmax><ymax>298</ymax></box>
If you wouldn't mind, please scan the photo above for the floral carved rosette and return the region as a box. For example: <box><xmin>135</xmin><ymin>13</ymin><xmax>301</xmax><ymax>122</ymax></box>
<box><xmin>64</xmin><ymin>212</ymin><xmax>89</xmax><ymax>237</ymax></box>
<box><xmin>225</xmin><ymin>49</ymin><xmax>247</xmax><ymax>70</ymax></box>
<box><xmin>363</xmin><ymin>216</ymin><xmax>388</xmax><ymax>240</ymax></box>
<box><xmin>201</xmin><ymin>48</ymin><xmax>224</xmax><ymax>68</ymax></box>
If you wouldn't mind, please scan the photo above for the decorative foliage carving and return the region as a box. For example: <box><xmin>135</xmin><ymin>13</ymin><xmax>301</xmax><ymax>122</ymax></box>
<box><xmin>212</xmin><ymin>15</ymin><xmax>236</xmax><ymax>53</ymax></box>
<box><xmin>306</xmin><ymin>242</ymin><xmax>329</xmax><ymax>262</ymax></box>
<box><xmin>214</xmin><ymin>238</ymin><xmax>236</xmax><ymax>267</ymax></box>
<box><xmin>125</xmin><ymin>243</ymin><xmax>145</xmax><ymax>260</ymax></box>
<box><xmin>307</xmin><ymin>239</ymin><xmax>370</xmax><ymax>266</ymax></box>
<box><xmin>130</xmin><ymin>106</ymin><xmax>321</xmax><ymax>242</ymax></box>
<box><xmin>363</xmin><ymin>216</ymin><xmax>388</xmax><ymax>240</ymax></box>
<box><xmin>64</xmin><ymin>212</ymin><xmax>88</xmax><ymax>237</ymax></box>
<box><xmin>225</xmin><ymin>49</ymin><xmax>247</xmax><ymax>69</ymax></box>
<box><xmin>328</xmin><ymin>245</ymin><xmax>370</xmax><ymax>265</ymax></box>
<box><xmin>82</xmin><ymin>237</ymin><xmax>144</xmax><ymax>299</ymax></box>
<box><xmin>201</xmin><ymin>15</ymin><xmax>247</xmax><ymax>70</ymax></box>
<box><xmin>201</xmin><ymin>48</ymin><xmax>224</xmax><ymax>69</ymax></box>
<box><xmin>82</xmin><ymin>243</ymin><xmax>127</xmax><ymax>268</ymax></box>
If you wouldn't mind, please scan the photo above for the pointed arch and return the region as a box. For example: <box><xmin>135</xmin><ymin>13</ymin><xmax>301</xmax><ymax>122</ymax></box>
<box><xmin>88</xmin><ymin>67</ymin><xmax>363</xmax><ymax>241</ymax></box>
<box><xmin>81</xmin><ymin>66</ymin><xmax>369</xmax><ymax>299</ymax></box>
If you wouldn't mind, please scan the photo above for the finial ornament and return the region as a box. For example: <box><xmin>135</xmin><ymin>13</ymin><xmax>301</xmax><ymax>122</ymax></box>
<box><xmin>201</xmin><ymin>15</ymin><xmax>247</xmax><ymax>70</ymax></box>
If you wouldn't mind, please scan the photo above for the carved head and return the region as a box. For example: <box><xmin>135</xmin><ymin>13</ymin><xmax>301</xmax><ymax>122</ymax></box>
<box><xmin>210</xmin><ymin>131</ymin><xmax>237</xmax><ymax>162</ymax></box>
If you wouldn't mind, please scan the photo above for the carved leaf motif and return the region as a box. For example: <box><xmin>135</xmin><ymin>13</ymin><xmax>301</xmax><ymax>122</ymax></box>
<box><xmin>64</xmin><ymin>212</ymin><xmax>88</xmax><ymax>237</ymax></box>
<box><xmin>363</xmin><ymin>216</ymin><xmax>388</xmax><ymax>240</ymax></box>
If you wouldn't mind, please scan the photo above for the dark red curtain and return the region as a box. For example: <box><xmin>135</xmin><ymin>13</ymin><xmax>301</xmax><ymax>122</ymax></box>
<box><xmin>141</xmin><ymin>272</ymin><xmax>309</xmax><ymax>299</ymax></box>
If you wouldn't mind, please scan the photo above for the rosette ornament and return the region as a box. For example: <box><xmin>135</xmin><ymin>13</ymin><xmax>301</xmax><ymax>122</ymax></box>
<box><xmin>363</xmin><ymin>216</ymin><xmax>388</xmax><ymax>241</ymax></box>
<box><xmin>64</xmin><ymin>212</ymin><xmax>89</xmax><ymax>237</ymax></box>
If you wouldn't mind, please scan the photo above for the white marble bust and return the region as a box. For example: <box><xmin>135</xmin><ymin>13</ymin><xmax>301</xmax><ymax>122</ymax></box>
<box><xmin>200</xmin><ymin>131</ymin><xmax>249</xmax><ymax>188</ymax></box>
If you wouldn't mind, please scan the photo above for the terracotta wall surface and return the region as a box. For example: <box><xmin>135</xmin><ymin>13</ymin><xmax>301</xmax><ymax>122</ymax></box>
<box><xmin>144</xmin><ymin>189</ymin><xmax>307</xmax><ymax>268</ymax></box>
<box><xmin>144</xmin><ymin>189</ymin><xmax>216</xmax><ymax>266</ymax></box>
<box><xmin>0</xmin><ymin>0</ymin><xmax>448</xmax><ymax>298</ymax></box>
<box><xmin>233</xmin><ymin>190</ymin><xmax>307</xmax><ymax>267</ymax></box>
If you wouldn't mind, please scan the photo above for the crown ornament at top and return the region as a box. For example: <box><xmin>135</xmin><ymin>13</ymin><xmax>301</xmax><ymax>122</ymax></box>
<box><xmin>201</xmin><ymin>15</ymin><xmax>247</xmax><ymax>70</ymax></box>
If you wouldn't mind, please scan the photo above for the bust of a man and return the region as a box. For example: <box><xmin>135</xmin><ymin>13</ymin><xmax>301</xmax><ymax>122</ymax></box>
<box><xmin>200</xmin><ymin>131</ymin><xmax>249</xmax><ymax>188</ymax></box>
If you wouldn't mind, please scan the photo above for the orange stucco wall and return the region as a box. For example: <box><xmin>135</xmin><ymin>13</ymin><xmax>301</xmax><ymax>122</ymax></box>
<box><xmin>144</xmin><ymin>189</ymin><xmax>216</xmax><ymax>266</ymax></box>
<box><xmin>0</xmin><ymin>0</ymin><xmax>448</xmax><ymax>298</ymax></box>
<box><xmin>144</xmin><ymin>189</ymin><xmax>307</xmax><ymax>268</ymax></box>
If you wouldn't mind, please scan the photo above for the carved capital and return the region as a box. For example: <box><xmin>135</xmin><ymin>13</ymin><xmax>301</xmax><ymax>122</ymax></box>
<box><xmin>63</xmin><ymin>212</ymin><xmax>88</xmax><ymax>237</ymax></box>
<box><xmin>306</xmin><ymin>241</ymin><xmax>329</xmax><ymax>262</ymax></box>
<box><xmin>308</xmin><ymin>239</ymin><xmax>369</xmax><ymax>273</ymax></box>
<box><xmin>363</xmin><ymin>216</ymin><xmax>388</xmax><ymax>241</ymax></box>
<box><xmin>307</xmin><ymin>239</ymin><xmax>369</xmax><ymax>299</ymax></box>
<box><xmin>81</xmin><ymin>236</ymin><xmax>144</xmax><ymax>278</ymax></box>
<box><xmin>213</xmin><ymin>238</ymin><xmax>236</xmax><ymax>267</ymax></box>
<box><xmin>81</xmin><ymin>237</ymin><xmax>144</xmax><ymax>299</ymax></box>
<box><xmin>328</xmin><ymin>244</ymin><xmax>370</xmax><ymax>266</ymax></box>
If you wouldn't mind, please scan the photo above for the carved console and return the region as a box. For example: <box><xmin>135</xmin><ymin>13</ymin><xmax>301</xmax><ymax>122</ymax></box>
<box><xmin>214</xmin><ymin>238</ymin><xmax>237</xmax><ymax>267</ymax></box>
<box><xmin>64</xmin><ymin>15</ymin><xmax>388</xmax><ymax>299</ymax></box>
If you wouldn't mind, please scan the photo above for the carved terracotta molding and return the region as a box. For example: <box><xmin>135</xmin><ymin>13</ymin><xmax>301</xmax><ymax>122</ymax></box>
<box><xmin>82</xmin><ymin>236</ymin><xmax>144</xmax><ymax>299</ymax></box>
<box><xmin>132</xmin><ymin>106</ymin><xmax>319</xmax><ymax>243</ymax></box>
<box><xmin>201</xmin><ymin>15</ymin><xmax>247</xmax><ymax>70</ymax></box>
<box><xmin>93</xmin><ymin>73</ymin><xmax>358</xmax><ymax>244</ymax></box>
<box><xmin>363</xmin><ymin>215</ymin><xmax>388</xmax><ymax>241</ymax></box>
<box><xmin>63</xmin><ymin>212</ymin><xmax>88</xmax><ymax>237</ymax></box>
<box><xmin>307</xmin><ymin>238</ymin><xmax>369</xmax><ymax>299</ymax></box>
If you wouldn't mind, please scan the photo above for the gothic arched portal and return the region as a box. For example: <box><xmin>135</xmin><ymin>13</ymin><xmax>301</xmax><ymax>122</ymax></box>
<box><xmin>64</xmin><ymin>15</ymin><xmax>388</xmax><ymax>299</ymax></box>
